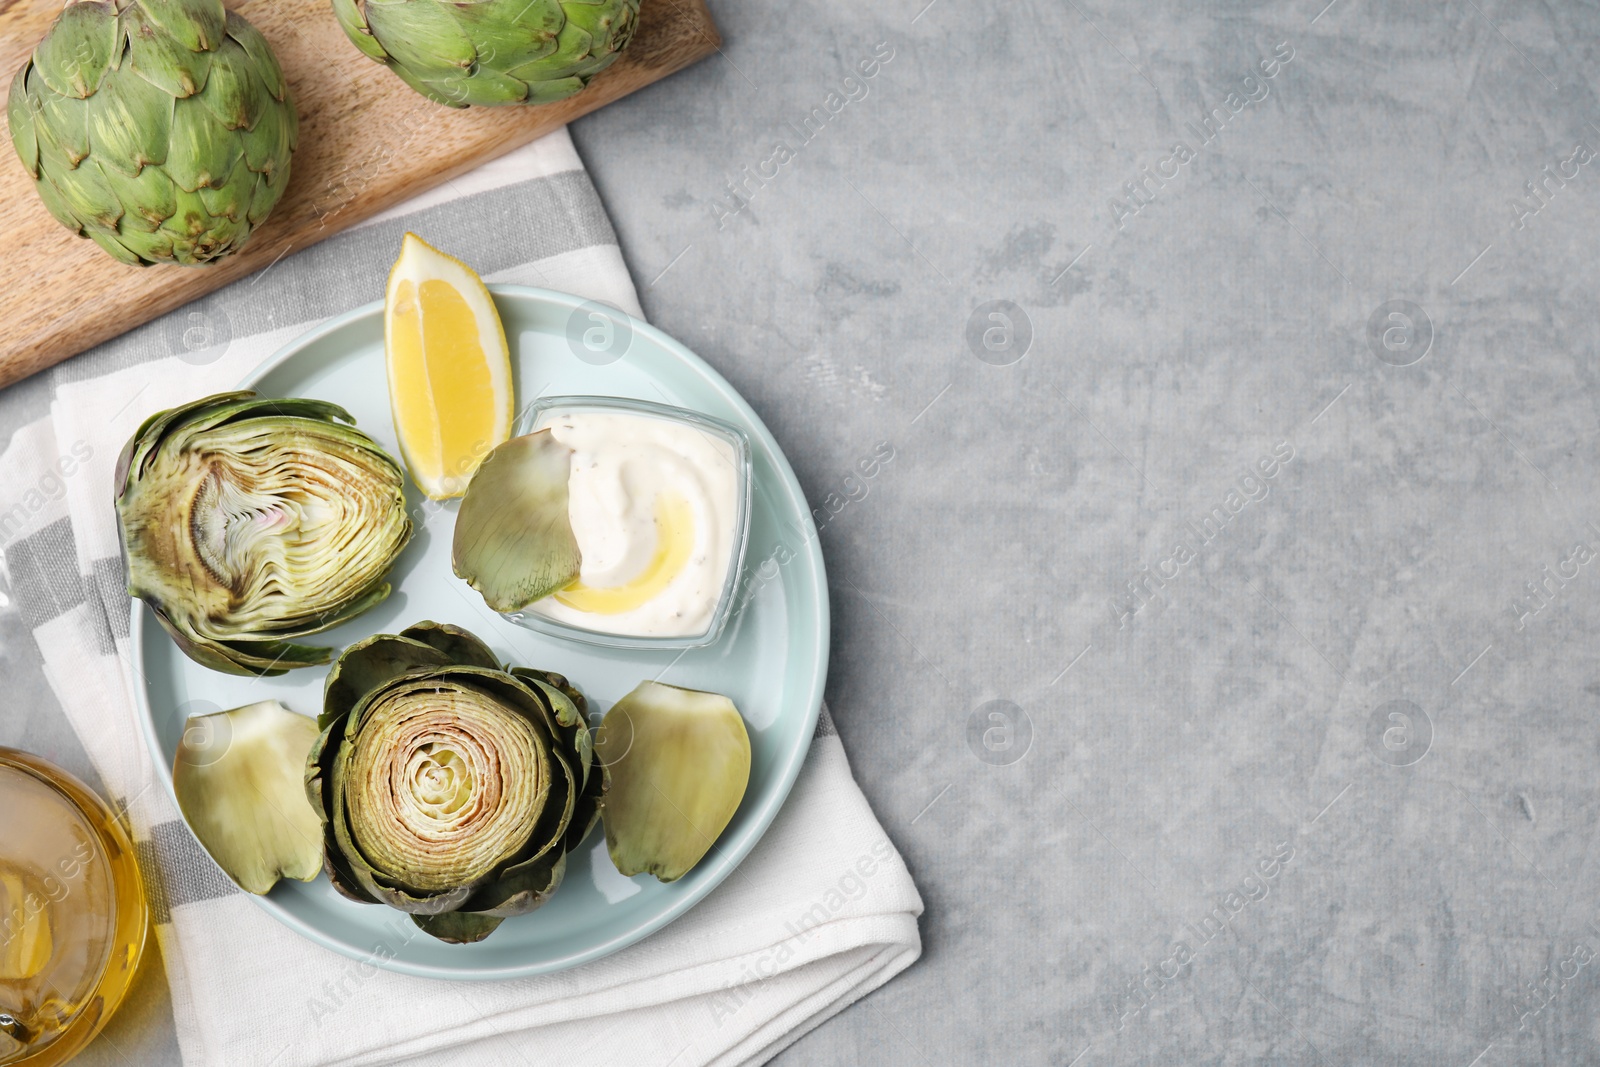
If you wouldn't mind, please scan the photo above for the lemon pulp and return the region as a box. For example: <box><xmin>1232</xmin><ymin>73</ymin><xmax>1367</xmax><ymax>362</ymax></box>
<box><xmin>384</xmin><ymin>233</ymin><xmax>511</xmax><ymax>500</ymax></box>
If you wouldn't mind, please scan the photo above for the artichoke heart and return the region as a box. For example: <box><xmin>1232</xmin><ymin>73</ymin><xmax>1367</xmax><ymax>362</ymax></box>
<box><xmin>332</xmin><ymin>0</ymin><xmax>641</xmax><ymax>109</ymax></box>
<box><xmin>172</xmin><ymin>700</ymin><xmax>324</xmax><ymax>895</ymax></box>
<box><xmin>596</xmin><ymin>681</ymin><xmax>750</xmax><ymax>883</ymax></box>
<box><xmin>7</xmin><ymin>0</ymin><xmax>298</xmax><ymax>266</ymax></box>
<box><xmin>306</xmin><ymin>622</ymin><xmax>606</xmax><ymax>943</ymax></box>
<box><xmin>115</xmin><ymin>391</ymin><xmax>413</xmax><ymax>676</ymax></box>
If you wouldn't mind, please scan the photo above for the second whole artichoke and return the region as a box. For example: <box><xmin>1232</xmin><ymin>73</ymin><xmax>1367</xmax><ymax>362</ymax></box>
<box><xmin>332</xmin><ymin>0</ymin><xmax>640</xmax><ymax>108</ymax></box>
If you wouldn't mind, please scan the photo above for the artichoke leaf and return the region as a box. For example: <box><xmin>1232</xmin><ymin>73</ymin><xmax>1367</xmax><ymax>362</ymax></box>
<box><xmin>322</xmin><ymin>850</ymin><xmax>382</xmax><ymax>905</ymax></box>
<box><xmin>361</xmin><ymin>0</ymin><xmax>477</xmax><ymax>81</ymax></box>
<box><xmin>150</xmin><ymin>607</ymin><xmax>334</xmax><ymax>677</ymax></box>
<box><xmin>85</xmin><ymin>65</ymin><xmax>174</xmax><ymax>174</ymax></box>
<box><xmin>87</xmin><ymin>225</ymin><xmax>150</xmax><ymax>265</ymax></box>
<box><xmin>450</xmin><ymin>67</ymin><xmax>533</xmax><ymax>107</ymax></box>
<box><xmin>319</xmin><ymin>632</ymin><xmax>453</xmax><ymax>730</ymax></box>
<box><xmin>384</xmin><ymin>64</ymin><xmax>474</xmax><ymax>109</ymax></box>
<box><xmin>196</xmin><ymin>155</ymin><xmax>250</xmax><ymax>221</ymax></box>
<box><xmin>240</xmin><ymin>93</ymin><xmax>291</xmax><ymax>174</ymax></box>
<box><xmin>136</xmin><ymin>0</ymin><xmax>227</xmax><ymax>54</ymax></box>
<box><xmin>457</xmin><ymin>850</ymin><xmax>567</xmax><ymax>920</ymax></box>
<box><xmin>514</xmin><ymin>671</ymin><xmax>592</xmax><ymax>787</ymax></box>
<box><xmin>32</xmin><ymin>89</ymin><xmax>92</xmax><ymax>177</ymax></box>
<box><xmin>511</xmin><ymin>20</ymin><xmax>593</xmax><ymax>82</ymax></box>
<box><xmin>153</xmin><ymin>393</ymin><xmax>358</xmax><ymax>444</ymax></box>
<box><xmin>246</xmin><ymin>164</ymin><xmax>289</xmax><ymax>226</ymax></box>
<box><xmin>452</xmin><ymin>429</ymin><xmax>581</xmax><ymax>613</ymax></box>
<box><xmin>399</xmin><ymin>620</ymin><xmax>501</xmax><ymax>671</ymax></box>
<box><xmin>597</xmin><ymin>682</ymin><xmax>751</xmax><ymax>883</ymax></box>
<box><xmin>124</xmin><ymin>3</ymin><xmax>214</xmax><ymax>99</ymax></box>
<box><xmin>173</xmin><ymin>700</ymin><xmax>323</xmax><ymax>895</ymax></box>
<box><xmin>35</xmin><ymin>174</ymin><xmax>86</xmax><ymax>237</ymax></box>
<box><xmin>34</xmin><ymin>80</ymin><xmax>91</xmax><ymax>168</ymax></box>
<box><xmin>567</xmin><ymin>734</ymin><xmax>609</xmax><ymax>852</ymax></box>
<box><xmin>166</xmin><ymin>95</ymin><xmax>242</xmax><ymax>191</ymax></box>
<box><xmin>224</xmin><ymin>11</ymin><xmax>287</xmax><ymax>102</ymax></box>
<box><xmin>44</xmin><ymin>128</ymin><xmax>119</xmax><ymax>227</ymax></box>
<box><xmin>519</xmin><ymin>75</ymin><xmax>587</xmax><ymax>106</ymax></box>
<box><xmin>453</xmin><ymin>1</ymin><xmax>562</xmax><ymax>72</ymax></box>
<box><xmin>330</xmin><ymin>0</ymin><xmax>390</xmax><ymax>62</ymax></box>
<box><xmin>411</xmin><ymin>910</ymin><xmax>505</xmax><ymax>945</ymax></box>
<box><xmin>9</xmin><ymin>66</ymin><xmax>40</xmax><ymax>177</ymax></box>
<box><xmin>196</xmin><ymin>37</ymin><xmax>266</xmax><ymax>131</ymax></box>
<box><xmin>101</xmin><ymin>157</ymin><xmax>177</xmax><ymax>230</ymax></box>
<box><xmin>31</xmin><ymin>1</ymin><xmax>120</xmax><ymax>99</ymax></box>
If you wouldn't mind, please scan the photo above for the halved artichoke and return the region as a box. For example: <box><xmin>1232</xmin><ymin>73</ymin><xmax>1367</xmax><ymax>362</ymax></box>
<box><xmin>115</xmin><ymin>391</ymin><xmax>413</xmax><ymax>676</ymax></box>
<box><xmin>306</xmin><ymin>622</ymin><xmax>605</xmax><ymax>943</ymax></box>
<box><xmin>596</xmin><ymin>681</ymin><xmax>750</xmax><ymax>883</ymax></box>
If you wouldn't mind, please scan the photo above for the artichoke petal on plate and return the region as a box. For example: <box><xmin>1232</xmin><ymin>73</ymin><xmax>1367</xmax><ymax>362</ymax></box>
<box><xmin>410</xmin><ymin>909</ymin><xmax>507</xmax><ymax>945</ymax></box>
<box><xmin>172</xmin><ymin>700</ymin><xmax>323</xmax><ymax>895</ymax></box>
<box><xmin>116</xmin><ymin>391</ymin><xmax>413</xmax><ymax>677</ymax></box>
<box><xmin>306</xmin><ymin>626</ymin><xmax>604</xmax><ymax>943</ymax></box>
<box><xmin>399</xmin><ymin>619</ymin><xmax>501</xmax><ymax>670</ymax></box>
<box><xmin>452</xmin><ymin>429</ymin><xmax>582</xmax><ymax>613</ymax></box>
<box><xmin>596</xmin><ymin>681</ymin><xmax>751</xmax><ymax>883</ymax></box>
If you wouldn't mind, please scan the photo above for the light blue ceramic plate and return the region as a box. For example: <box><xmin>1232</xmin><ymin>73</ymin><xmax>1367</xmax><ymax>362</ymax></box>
<box><xmin>132</xmin><ymin>285</ymin><xmax>829</xmax><ymax>980</ymax></box>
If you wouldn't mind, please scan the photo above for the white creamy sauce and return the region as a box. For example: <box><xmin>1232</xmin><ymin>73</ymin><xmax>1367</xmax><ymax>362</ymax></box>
<box><xmin>529</xmin><ymin>410</ymin><xmax>739</xmax><ymax>637</ymax></box>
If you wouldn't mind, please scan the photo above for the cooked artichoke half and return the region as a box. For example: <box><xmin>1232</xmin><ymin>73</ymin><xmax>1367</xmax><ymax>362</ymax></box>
<box><xmin>307</xmin><ymin>622</ymin><xmax>605</xmax><ymax>943</ymax></box>
<box><xmin>596</xmin><ymin>681</ymin><xmax>750</xmax><ymax>883</ymax></box>
<box><xmin>173</xmin><ymin>700</ymin><xmax>323</xmax><ymax>895</ymax></box>
<box><xmin>115</xmin><ymin>391</ymin><xmax>413</xmax><ymax>676</ymax></box>
<box><xmin>452</xmin><ymin>429</ymin><xmax>581</xmax><ymax>613</ymax></box>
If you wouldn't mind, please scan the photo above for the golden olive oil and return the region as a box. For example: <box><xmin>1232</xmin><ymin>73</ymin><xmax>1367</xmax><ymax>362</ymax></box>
<box><xmin>0</xmin><ymin>749</ymin><xmax>146</xmax><ymax>1066</ymax></box>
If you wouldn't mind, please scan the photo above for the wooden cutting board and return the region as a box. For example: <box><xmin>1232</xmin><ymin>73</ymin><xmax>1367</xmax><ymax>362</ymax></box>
<box><xmin>0</xmin><ymin>0</ymin><xmax>718</xmax><ymax>388</ymax></box>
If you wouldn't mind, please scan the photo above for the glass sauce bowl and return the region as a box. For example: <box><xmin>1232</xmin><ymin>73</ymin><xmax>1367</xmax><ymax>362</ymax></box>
<box><xmin>503</xmin><ymin>395</ymin><xmax>754</xmax><ymax>651</ymax></box>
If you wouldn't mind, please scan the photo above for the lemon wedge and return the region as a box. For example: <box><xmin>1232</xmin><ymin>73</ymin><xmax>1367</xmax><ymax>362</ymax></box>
<box><xmin>385</xmin><ymin>233</ymin><xmax>513</xmax><ymax>500</ymax></box>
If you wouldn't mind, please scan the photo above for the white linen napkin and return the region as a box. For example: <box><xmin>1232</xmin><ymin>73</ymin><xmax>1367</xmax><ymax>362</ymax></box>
<box><xmin>0</xmin><ymin>128</ymin><xmax>922</xmax><ymax>1067</ymax></box>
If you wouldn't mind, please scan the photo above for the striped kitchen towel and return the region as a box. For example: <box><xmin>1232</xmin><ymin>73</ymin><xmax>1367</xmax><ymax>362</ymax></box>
<box><xmin>0</xmin><ymin>128</ymin><xmax>922</xmax><ymax>1067</ymax></box>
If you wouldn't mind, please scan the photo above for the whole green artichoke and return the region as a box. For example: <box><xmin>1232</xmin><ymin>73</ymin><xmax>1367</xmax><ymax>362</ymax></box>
<box><xmin>307</xmin><ymin>623</ymin><xmax>606</xmax><ymax>944</ymax></box>
<box><xmin>331</xmin><ymin>0</ymin><xmax>640</xmax><ymax>108</ymax></box>
<box><xmin>7</xmin><ymin>0</ymin><xmax>297</xmax><ymax>266</ymax></box>
<box><xmin>115</xmin><ymin>391</ymin><xmax>413</xmax><ymax>676</ymax></box>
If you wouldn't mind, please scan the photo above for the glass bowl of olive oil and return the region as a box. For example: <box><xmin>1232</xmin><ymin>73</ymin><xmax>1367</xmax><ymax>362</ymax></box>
<box><xmin>0</xmin><ymin>749</ymin><xmax>146</xmax><ymax>1066</ymax></box>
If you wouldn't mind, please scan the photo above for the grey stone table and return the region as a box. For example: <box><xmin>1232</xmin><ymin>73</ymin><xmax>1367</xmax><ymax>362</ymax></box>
<box><xmin>5</xmin><ymin>0</ymin><xmax>1599</xmax><ymax>1063</ymax></box>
